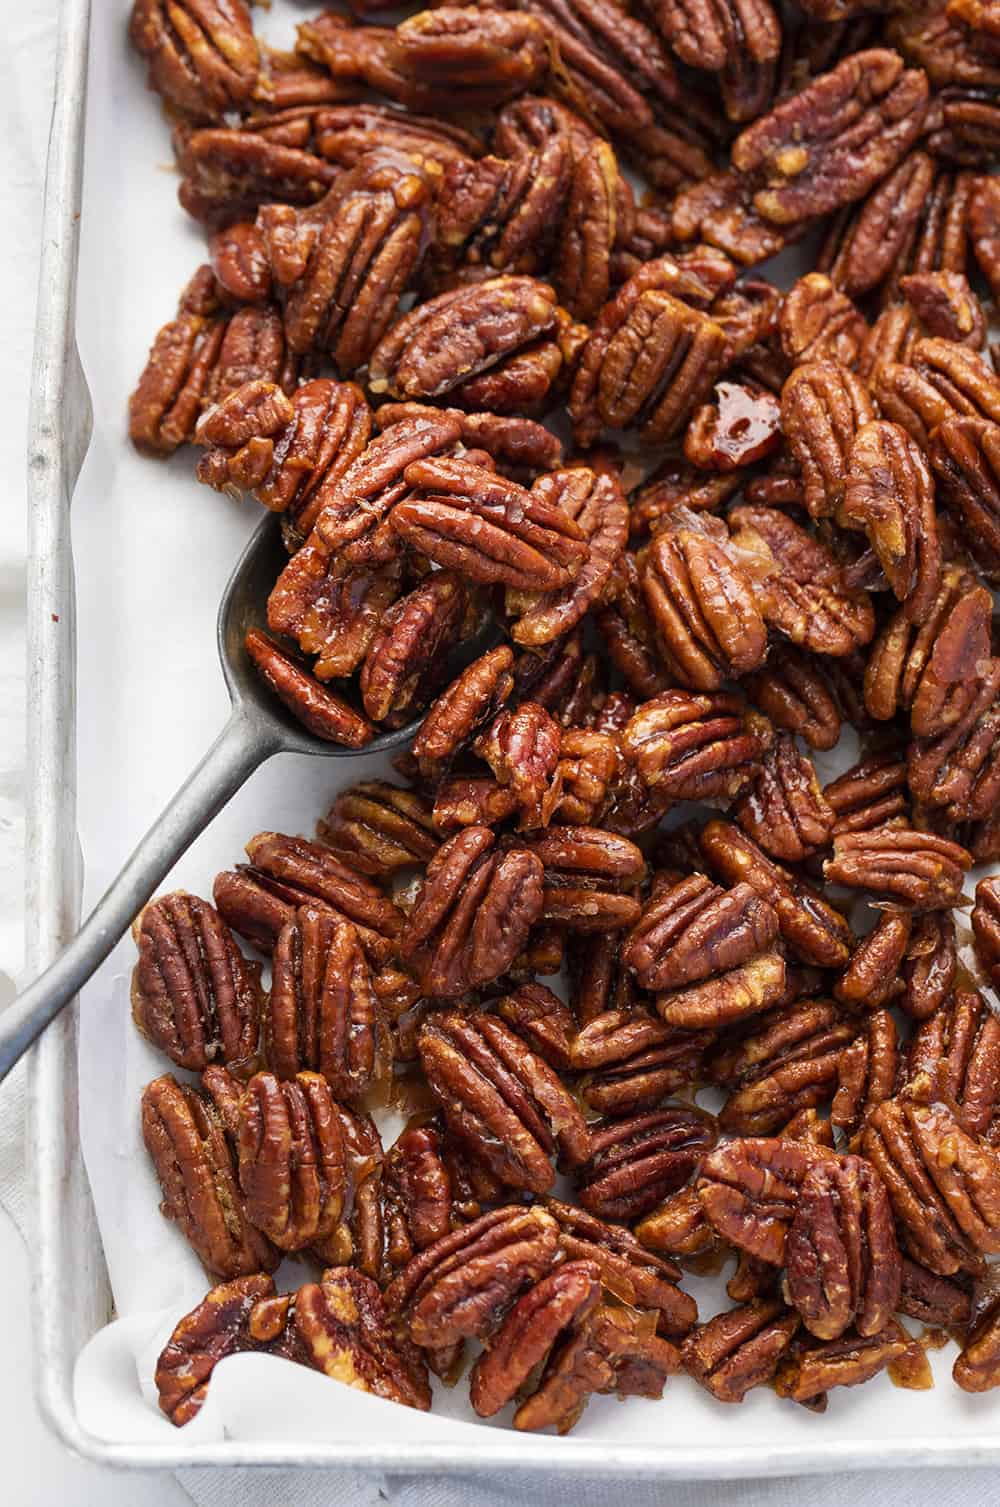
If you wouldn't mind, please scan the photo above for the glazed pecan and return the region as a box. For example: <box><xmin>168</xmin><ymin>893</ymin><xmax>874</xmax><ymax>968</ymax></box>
<box><xmin>492</xmin><ymin>983</ymin><xmax>577</xmax><ymax>1072</ymax></box>
<box><xmin>244</xmin><ymin>629</ymin><xmax>375</xmax><ymax>747</ymax></box>
<box><xmin>131</xmin><ymin>891</ymin><xmax>261</xmax><ymax>1073</ymax></box>
<box><xmin>418</xmin><ymin>1011</ymin><xmax>590</xmax><ymax>1192</ymax></box>
<box><xmin>634</xmin><ymin>1184</ymin><xmax>719</xmax><ymax>1259</ymax></box>
<box><xmin>368</xmin><ymin>276</ymin><xmax>561</xmax><ymax>403</ymax></box>
<box><xmin>671</xmin><ymin>168</ymin><xmax>804</xmax><ymax>266</ymax></box>
<box><xmin>900</xmin><ymin>912</ymin><xmax>958</xmax><ymax>1021</ymax></box>
<box><xmin>519</xmin><ymin>826</ymin><xmax>645</xmax><ymax>932</ymax></box>
<box><xmin>469</xmin><ymin>1260</ymin><xmax>601</xmax><ymax>1417</ymax></box>
<box><xmin>173</xmin><ymin>112</ymin><xmax>343</xmax><ymax>229</ymax></box>
<box><xmin>411</xmin><ymin>645</ymin><xmax>515</xmax><ymax>772</ymax></box>
<box><xmin>824</xmin><ymin>751</ymin><xmax>910</xmax><ymax>835</ymax></box>
<box><xmin>142</xmin><ymin>1072</ymin><xmax>278</xmax><ymax>1279</ymax></box>
<box><xmin>824</xmin><ymin>828</ymin><xmax>971</xmax><ymax>910</ymax></box>
<box><xmin>841</xmin><ymin>421</ymin><xmax>941</xmax><ymax>624</ymax></box>
<box><xmin>271</xmin><ymin>545</ymin><xmax>401</xmax><ymax>668</ymax></box>
<box><xmin>874</xmin><ymin>342</ymin><xmax>1000</xmax><ymax>458</ymax></box>
<box><xmin>508</xmin><ymin>466</ymin><xmax>628</xmax><ymax>647</ymax></box>
<box><xmin>129</xmin><ymin>0</ymin><xmax>259</xmax><ymax>122</ymax></box>
<box><xmin>930</xmin><ymin>417</ymin><xmax>1000</xmax><ymax>581</ymax></box>
<box><xmin>779</xmin><ymin>275</ymin><xmax>868</xmax><ymax>369</ymax></box>
<box><xmin>732</xmin><ymin>735</ymin><xmax>835</xmax><ymax>863</ymax></box>
<box><xmin>568</xmin><ymin>930</ymin><xmax>641</xmax><ymax>1026</ymax></box>
<box><xmin>265</xmin><ymin>908</ymin><xmax>390</xmax><ymax>1102</ymax></box>
<box><xmin>906</xmin><ymin>989</ymin><xmax>1000</xmax><ymax>1143</ymax></box>
<box><xmin>555</xmin><ymin>728</ymin><xmax>620</xmax><ymax>825</ymax></box>
<box><xmin>155</xmin><ymin>1274</ymin><xmax>281</xmax><ymax>1425</ymax></box>
<box><xmin>779</xmin><ymin>362</ymin><xmax>876</xmax><ymax>521</ymax></box>
<box><xmin>901</xmin><ymin>271</ymin><xmax>986</xmax><ymax>349</ymax></box>
<box><xmin>818</xmin><ymin>150</ymin><xmax>938</xmax><ymax>300</ymax></box>
<box><xmin>358</xmin><ymin>572</ymin><xmax>468</xmax><ymax>724</ymax></box>
<box><xmin>969</xmin><ymin>174</ymin><xmax>1000</xmax><ymax>301</ymax></box>
<box><xmin>742</xmin><ymin>649</ymin><xmax>842</xmax><ymax>752</ymax></box>
<box><xmin>898</xmin><ymin>1256</ymin><xmax>973</xmax><ymax>1329</ymax></box>
<box><xmin>385</xmin><ymin>1203</ymin><xmax>560</xmax><ymax>1350</ymax></box>
<box><xmin>570</xmin><ymin>278</ymin><xmax>727</xmax><ymax>445</ymax></box>
<box><xmin>391</xmin><ymin>455</ymin><xmax>588</xmax><ymax>591</ymax></box>
<box><xmin>236</xmin><ymin>1071</ymin><xmax>354</xmax><ymax>1251</ymax></box>
<box><xmin>652</xmin><ymin>0</ymin><xmax>781</xmax><ymax>119</ymax></box>
<box><xmin>629</xmin><ymin>457</ymin><xmax>746</xmax><ymax>538</ymax></box>
<box><xmin>727</xmin><ymin>505</ymin><xmax>875</xmax><ymax>657</ymax></box>
<box><xmin>376</xmin><ymin>401</ymin><xmax>563</xmax><ymax>479</ymax></box>
<box><xmin>954</xmin><ymin>1301</ymin><xmax>1000</xmax><ymax>1392</ymax></box>
<box><xmin>864</xmin><ymin>1078</ymin><xmax>1000</xmax><ymax>1275</ymax></box>
<box><xmin>317</xmin><ymin>781</ymin><xmax>439</xmax><ymax>876</ymax></box>
<box><xmin>624</xmin><ymin>873</ymin><xmax>778</xmax><ymax>995</ymax></box>
<box><xmin>773</xmin><ymin>1320</ymin><xmax>909</xmax><ymax>1408</ymax></box>
<box><xmin>784</xmin><ymin>1155</ymin><xmax>900</xmax><ymax>1340</ymax></box>
<box><xmin>473</xmin><ymin>701</ymin><xmax>563</xmax><ymax>829</ymax></box>
<box><xmin>382</xmin><ymin>1123</ymin><xmax>454</xmax><ymax>1273</ymax></box>
<box><xmin>401</xmin><ymin>827</ymin><xmax>544</xmax><ymax>996</ymax></box>
<box><xmin>697</xmin><ymin>1136</ymin><xmax>836</xmax><ymax>1265</ymax></box>
<box><xmin>622</xmin><ymin>690</ymin><xmax>770</xmax><ymax>806</ymax></box>
<box><xmin>835</xmin><ymin>919</ymin><xmax>910</xmax><ymax>1012</ymax></box>
<box><xmin>972</xmin><ymin>876</ymin><xmax>1000</xmax><ymax>989</ymax></box>
<box><xmin>699</xmin><ymin>819</ymin><xmax>853</xmax><ymax>968</ymax></box>
<box><xmin>730</xmin><ymin>49</ymin><xmax>929</xmax><ymax>226</ymax></box>
<box><xmin>198</xmin><ymin>377</ymin><xmax>371</xmax><ymax>533</ymax></box>
<box><xmin>129</xmin><ymin>271</ymin><xmax>229</xmax><ymax>456</ymax></box>
<box><xmin>682</xmin><ymin>1299</ymin><xmax>800</xmax><ymax>1403</ymax></box>
<box><xmin>575</xmin><ymin>1105</ymin><xmax>718</xmax><ymax>1221</ymax></box>
<box><xmin>640</xmin><ymin>512</ymin><xmax>767</xmax><ymax>689</ymax></box>
<box><xmin>709</xmin><ymin>996</ymin><xmax>858</xmax><ymax>1135</ymax></box>
<box><xmin>293</xmin><ymin>1268</ymin><xmax>431</xmax><ymax>1409</ymax></box>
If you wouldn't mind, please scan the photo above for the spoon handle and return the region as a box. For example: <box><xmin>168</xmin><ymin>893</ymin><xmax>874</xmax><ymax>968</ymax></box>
<box><xmin>0</xmin><ymin>711</ymin><xmax>276</xmax><ymax>1084</ymax></box>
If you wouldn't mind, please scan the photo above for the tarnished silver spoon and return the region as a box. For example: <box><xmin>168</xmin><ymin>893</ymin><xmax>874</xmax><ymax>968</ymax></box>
<box><xmin>0</xmin><ymin>511</ymin><xmax>430</xmax><ymax>1081</ymax></box>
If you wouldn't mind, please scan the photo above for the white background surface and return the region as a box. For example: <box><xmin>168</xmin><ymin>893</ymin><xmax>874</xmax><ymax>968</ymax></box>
<box><xmin>2</xmin><ymin>2</ymin><xmax>1000</xmax><ymax>1503</ymax></box>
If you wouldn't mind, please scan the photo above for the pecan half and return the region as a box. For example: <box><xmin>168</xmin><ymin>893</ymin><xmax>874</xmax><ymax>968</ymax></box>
<box><xmin>779</xmin><ymin>361</ymin><xmax>876</xmax><ymax>521</ymax></box>
<box><xmin>709</xmin><ymin>996</ymin><xmax>859</xmax><ymax>1135</ymax></box>
<box><xmin>818</xmin><ymin>149</ymin><xmax>938</xmax><ymax>299</ymax></box>
<box><xmin>237</xmin><ymin>1071</ymin><xmax>352</xmax><ymax>1251</ymax></box>
<box><xmin>575</xmin><ymin>1106</ymin><xmax>718</xmax><ymax>1221</ymax></box>
<box><xmin>493</xmin><ymin>983</ymin><xmax>577</xmax><ymax>1073</ymax></box>
<box><xmin>841</xmin><ymin>421</ymin><xmax>942</xmax><ymax>624</ymax></box>
<box><xmin>412</xmin><ymin>645</ymin><xmax>515</xmax><ymax>773</ymax></box>
<box><xmin>824</xmin><ymin>828</ymin><xmax>971</xmax><ymax>911</ymax></box>
<box><xmin>698</xmin><ymin>1136</ymin><xmax>836</xmax><ymax>1265</ymax></box>
<box><xmin>773</xmin><ymin>1320</ymin><xmax>909</xmax><ymax>1408</ymax></box>
<box><xmin>359</xmin><ymin>572</ymin><xmax>468</xmax><ymax>724</ymax></box>
<box><xmin>244</xmin><ymin>629</ymin><xmax>375</xmax><ymax>747</ymax></box>
<box><xmin>906</xmin><ymin>989</ymin><xmax>1000</xmax><ymax>1142</ymax></box>
<box><xmin>131</xmin><ymin>892</ymin><xmax>261</xmax><ymax>1073</ymax></box>
<box><xmin>381</xmin><ymin>1123</ymin><xmax>454</xmax><ymax>1273</ymax></box>
<box><xmin>469</xmin><ymin>1261</ymin><xmax>602</xmax><ymax>1417</ymax></box>
<box><xmin>142</xmin><ymin>1072</ymin><xmax>278</xmax><ymax>1279</ymax></box>
<box><xmin>155</xmin><ymin>1274</ymin><xmax>281</xmax><ymax>1425</ymax></box>
<box><xmin>733</xmin><ymin>735</ymin><xmax>835</xmax><ymax>863</ymax></box>
<box><xmin>293</xmin><ymin>1268</ymin><xmax>431</xmax><ymax>1409</ymax></box>
<box><xmin>898</xmin><ymin>1257</ymin><xmax>973</xmax><ymax>1329</ymax></box>
<box><xmin>473</xmin><ymin>701</ymin><xmax>563</xmax><ymax>830</ymax></box>
<box><xmin>622</xmin><ymin>690</ymin><xmax>770</xmax><ymax>806</ymax></box>
<box><xmin>519</xmin><ymin>826</ymin><xmax>645</xmax><ymax>932</ymax></box>
<box><xmin>624</xmin><ymin>873</ymin><xmax>778</xmax><ymax>994</ymax></box>
<box><xmin>742</xmin><ymin>649</ymin><xmax>842</xmax><ymax>751</ymax></box>
<box><xmin>317</xmin><ymin>781</ymin><xmax>439</xmax><ymax>876</ymax></box>
<box><xmin>401</xmin><ymin>827</ymin><xmax>544</xmax><ymax>996</ymax></box>
<box><xmin>130</xmin><ymin>0</ymin><xmax>260</xmax><ymax>122</ymax></box>
<box><xmin>418</xmin><ymin>1011</ymin><xmax>590</xmax><ymax>1192</ymax></box>
<box><xmin>900</xmin><ymin>912</ymin><xmax>958</xmax><ymax>1021</ymax></box>
<box><xmin>784</xmin><ymin>1155</ymin><xmax>900</xmax><ymax>1340</ymax></box>
<box><xmin>954</xmin><ymin>1301</ymin><xmax>1000</xmax><ymax>1392</ymax></box>
<box><xmin>835</xmin><ymin>920</ymin><xmax>910</xmax><ymax>1011</ymax></box>
<box><xmin>682</xmin><ymin>1299</ymin><xmax>800</xmax><ymax>1403</ymax></box>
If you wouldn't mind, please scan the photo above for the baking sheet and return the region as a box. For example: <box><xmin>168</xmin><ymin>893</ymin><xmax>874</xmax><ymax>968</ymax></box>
<box><xmin>67</xmin><ymin>0</ymin><xmax>1000</xmax><ymax>1467</ymax></box>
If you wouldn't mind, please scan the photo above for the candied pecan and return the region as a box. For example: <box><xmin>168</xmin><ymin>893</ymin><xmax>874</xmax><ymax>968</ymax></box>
<box><xmin>570</xmin><ymin>281</ymin><xmax>727</xmax><ymax>445</ymax></box>
<box><xmin>773</xmin><ymin>1320</ymin><xmax>909</xmax><ymax>1407</ymax></box>
<box><xmin>236</xmin><ymin>1071</ymin><xmax>351</xmax><ymax>1251</ymax></box>
<box><xmin>519</xmin><ymin>826</ymin><xmax>645</xmax><ymax>932</ymax></box>
<box><xmin>142</xmin><ymin>1073</ymin><xmax>278</xmax><ymax>1279</ymax></box>
<box><xmin>622</xmin><ymin>690</ymin><xmax>769</xmax><ymax>806</ymax></box>
<box><xmin>472</xmin><ymin>702</ymin><xmax>562</xmax><ymax>830</ymax></box>
<box><xmin>243</xmin><ymin>629</ymin><xmax>375</xmax><ymax>747</ymax></box>
<box><xmin>129</xmin><ymin>0</ymin><xmax>259</xmax><ymax>122</ymax></box>
<box><xmin>265</xmin><ymin>908</ymin><xmax>390</xmax><ymax>1102</ymax></box>
<box><xmin>742</xmin><ymin>650</ymin><xmax>842</xmax><ymax>752</ymax></box>
<box><xmin>819</xmin><ymin>151</ymin><xmax>938</xmax><ymax>300</ymax></box>
<box><xmin>155</xmin><ymin>1274</ymin><xmax>283</xmax><ymax>1425</ymax></box>
<box><xmin>492</xmin><ymin>983</ymin><xmax>577</xmax><ymax>1072</ymax></box>
<box><xmin>930</xmin><ymin>417</ymin><xmax>1000</xmax><ymax>580</ymax></box>
<box><xmin>401</xmin><ymin>827</ymin><xmax>543</xmax><ymax>997</ymax></box>
<box><xmin>317</xmin><ymin>781</ymin><xmax>439</xmax><ymax>876</ymax></box>
<box><xmin>554</xmin><ymin>728</ymin><xmax>620</xmax><ymax>825</ymax></box>
<box><xmin>824</xmin><ymin>752</ymin><xmax>910</xmax><ymax>838</ymax></box>
<box><xmin>173</xmin><ymin>111</ymin><xmax>343</xmax><ymax>228</ymax></box>
<box><xmin>411</xmin><ymin>646</ymin><xmax>515</xmax><ymax>773</ymax></box>
<box><xmin>391</xmin><ymin>455</ymin><xmax>588</xmax><ymax>591</ymax></box>
<box><xmin>834</xmin><ymin>917</ymin><xmax>910</xmax><ymax>1013</ymax></box>
<box><xmin>571</xmin><ymin>1009</ymin><xmax>710</xmax><ymax>1116</ymax></box>
<box><xmin>368</xmin><ymin>276</ymin><xmax>560</xmax><ymax>402</ymax></box>
<box><xmin>683</xmin><ymin>381</ymin><xmax>782</xmax><ymax>472</ymax></box>
<box><xmin>640</xmin><ymin>512</ymin><xmax>767</xmax><ymax>689</ymax></box>
<box><xmin>733</xmin><ymin>736</ymin><xmax>834</xmax><ymax>863</ymax></box>
<box><xmin>906</xmin><ymin>989</ymin><xmax>1000</xmax><ymax>1143</ymax></box>
<box><xmin>198</xmin><ymin>377</ymin><xmax>372</xmax><ymax>533</ymax></box>
<box><xmin>624</xmin><ymin>873</ymin><xmax>778</xmax><ymax>994</ymax></box>
<box><xmin>700</xmin><ymin>819</ymin><xmax>853</xmax><ymax>968</ymax></box>
<box><xmin>784</xmin><ymin>1154</ymin><xmax>900</xmax><ymax>1340</ymax></box>
<box><xmin>469</xmin><ymin>1260</ymin><xmax>602</xmax><ymax>1417</ymax></box>
<box><xmin>824</xmin><ymin>827</ymin><xmax>971</xmax><ymax>910</ymax></box>
<box><xmin>209</xmin><ymin>221</ymin><xmax>271</xmax><ymax>305</ymax></box>
<box><xmin>595</xmin><ymin>555</ymin><xmax>672</xmax><ymax>702</ymax></box>
<box><xmin>418</xmin><ymin>1011</ymin><xmax>589</xmax><ymax>1192</ymax></box>
<box><xmin>779</xmin><ymin>275</ymin><xmax>868</xmax><ymax>369</ymax></box>
<box><xmin>901</xmin><ymin>271</ymin><xmax>986</xmax><ymax>349</ymax></box>
<box><xmin>382</xmin><ymin>1123</ymin><xmax>454</xmax><ymax>1273</ymax></box>
<box><xmin>294</xmin><ymin>1268</ymin><xmax>431</xmax><ymax>1409</ymax></box>
<box><xmin>508</xmin><ymin>466</ymin><xmax>628</xmax><ymax>648</ymax></box>
<box><xmin>698</xmin><ymin>1136</ymin><xmax>836</xmax><ymax>1265</ymax></box>
<box><xmin>358</xmin><ymin>573</ymin><xmax>467</xmax><ymax>724</ymax></box>
<box><xmin>954</xmin><ymin>1299</ymin><xmax>1000</xmax><ymax>1392</ymax></box>
<box><xmin>840</xmin><ymin>421</ymin><xmax>941</xmax><ymax>625</ymax></box>
<box><xmin>129</xmin><ymin>273</ymin><xmax>227</xmax><ymax>456</ymax></box>
<box><xmin>779</xmin><ymin>362</ymin><xmax>876</xmax><ymax>521</ymax></box>
<box><xmin>709</xmin><ymin>997</ymin><xmax>858</xmax><ymax>1135</ymax></box>
<box><xmin>969</xmin><ymin>174</ymin><xmax>1000</xmax><ymax>300</ymax></box>
<box><xmin>899</xmin><ymin>1256</ymin><xmax>973</xmax><ymax>1329</ymax></box>
<box><xmin>545</xmin><ymin>1198</ymin><xmax>696</xmax><ymax>1335</ymax></box>
<box><xmin>728</xmin><ymin>505</ymin><xmax>875</xmax><ymax>656</ymax></box>
<box><xmin>634</xmin><ymin>1184</ymin><xmax>719</xmax><ymax>1259</ymax></box>
<box><xmin>131</xmin><ymin>891</ymin><xmax>261</xmax><ymax>1073</ymax></box>
<box><xmin>568</xmin><ymin>931</ymin><xmax>640</xmax><ymax>1026</ymax></box>
<box><xmin>385</xmin><ymin>1203</ymin><xmax>560</xmax><ymax>1349</ymax></box>
<box><xmin>376</xmin><ymin>401</ymin><xmax>562</xmax><ymax>480</ymax></box>
<box><xmin>630</xmin><ymin>457</ymin><xmax>746</xmax><ymax>537</ymax></box>
<box><xmin>898</xmin><ymin>911</ymin><xmax>957</xmax><ymax>1022</ymax></box>
<box><xmin>431</xmin><ymin>775</ymin><xmax>519</xmax><ymax>832</ymax></box>
<box><xmin>730</xmin><ymin>49</ymin><xmax>929</xmax><ymax>227</ymax></box>
<box><xmin>972</xmin><ymin>875</ymin><xmax>1000</xmax><ymax>988</ymax></box>
<box><xmin>682</xmin><ymin>1299</ymin><xmax>799</xmax><ymax>1403</ymax></box>
<box><xmin>575</xmin><ymin>1105</ymin><xmax>718</xmax><ymax>1221</ymax></box>
<box><xmin>864</xmin><ymin>1078</ymin><xmax>1000</xmax><ymax>1275</ymax></box>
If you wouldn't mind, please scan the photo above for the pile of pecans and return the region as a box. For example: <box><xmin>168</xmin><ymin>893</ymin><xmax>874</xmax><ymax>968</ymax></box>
<box><xmin>127</xmin><ymin>0</ymin><xmax>1000</xmax><ymax>1433</ymax></box>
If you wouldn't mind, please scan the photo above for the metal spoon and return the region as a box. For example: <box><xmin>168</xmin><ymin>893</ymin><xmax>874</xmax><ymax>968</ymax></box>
<box><xmin>0</xmin><ymin>512</ymin><xmax>423</xmax><ymax>1082</ymax></box>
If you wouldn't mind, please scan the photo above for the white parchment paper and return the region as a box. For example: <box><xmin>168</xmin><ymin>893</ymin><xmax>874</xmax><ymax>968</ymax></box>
<box><xmin>68</xmin><ymin>0</ymin><xmax>999</xmax><ymax>1460</ymax></box>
